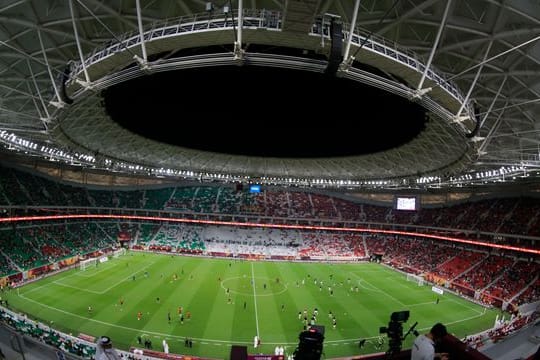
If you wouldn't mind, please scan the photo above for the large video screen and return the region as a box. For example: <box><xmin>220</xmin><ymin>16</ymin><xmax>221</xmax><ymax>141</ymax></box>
<box><xmin>249</xmin><ymin>184</ymin><xmax>261</xmax><ymax>193</ymax></box>
<box><xmin>394</xmin><ymin>196</ymin><xmax>418</xmax><ymax>211</ymax></box>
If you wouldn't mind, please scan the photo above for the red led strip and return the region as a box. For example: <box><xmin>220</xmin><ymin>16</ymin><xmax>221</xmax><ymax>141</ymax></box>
<box><xmin>1</xmin><ymin>214</ymin><xmax>538</xmax><ymax>255</ymax></box>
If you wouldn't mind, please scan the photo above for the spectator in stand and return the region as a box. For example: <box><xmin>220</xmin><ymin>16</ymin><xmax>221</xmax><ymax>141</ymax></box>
<box><xmin>411</xmin><ymin>323</ymin><xmax>448</xmax><ymax>360</ymax></box>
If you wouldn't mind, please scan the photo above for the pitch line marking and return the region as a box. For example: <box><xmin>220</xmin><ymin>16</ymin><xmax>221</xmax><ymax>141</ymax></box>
<box><xmin>251</xmin><ymin>262</ymin><xmax>260</xmax><ymax>338</ymax></box>
<box><xmin>220</xmin><ymin>276</ymin><xmax>288</xmax><ymax>297</ymax></box>
<box><xmin>405</xmin><ymin>301</ymin><xmax>442</xmax><ymax>307</ymax></box>
<box><xmin>52</xmin><ymin>281</ymin><xmax>103</xmax><ymax>294</ymax></box>
<box><xmin>16</xmin><ymin>290</ymin><xmax>488</xmax><ymax>347</ymax></box>
<box><xmin>99</xmin><ymin>262</ymin><xmax>156</xmax><ymax>294</ymax></box>
<box><xmin>75</xmin><ymin>262</ymin><xmax>119</xmax><ymax>277</ymax></box>
<box><xmin>446</xmin><ymin>295</ymin><xmax>483</xmax><ymax>315</ymax></box>
<box><xmin>355</xmin><ymin>278</ymin><xmax>381</xmax><ymax>292</ymax></box>
<box><xmin>349</xmin><ymin>272</ymin><xmax>406</xmax><ymax>306</ymax></box>
<box><xmin>49</xmin><ymin>262</ymin><xmax>155</xmax><ymax>295</ymax></box>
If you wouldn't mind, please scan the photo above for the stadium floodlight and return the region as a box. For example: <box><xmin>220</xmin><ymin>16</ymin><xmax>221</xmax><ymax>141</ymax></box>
<box><xmin>470</xmin><ymin>136</ymin><xmax>485</xmax><ymax>142</ymax></box>
<box><xmin>49</xmin><ymin>100</ymin><xmax>65</xmax><ymax>109</ymax></box>
<box><xmin>452</xmin><ymin>115</ymin><xmax>470</xmax><ymax>123</ymax></box>
<box><xmin>411</xmin><ymin>87</ymin><xmax>432</xmax><ymax>100</ymax></box>
<box><xmin>133</xmin><ymin>54</ymin><xmax>151</xmax><ymax>72</ymax></box>
<box><xmin>75</xmin><ymin>78</ymin><xmax>93</xmax><ymax>90</ymax></box>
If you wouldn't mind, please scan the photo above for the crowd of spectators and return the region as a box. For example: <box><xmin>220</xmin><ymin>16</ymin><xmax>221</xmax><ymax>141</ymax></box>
<box><xmin>0</xmin><ymin>222</ymin><xmax>119</xmax><ymax>276</ymax></box>
<box><xmin>463</xmin><ymin>311</ymin><xmax>540</xmax><ymax>350</ymax></box>
<box><xmin>453</xmin><ymin>255</ymin><xmax>513</xmax><ymax>291</ymax></box>
<box><xmin>0</xmin><ymin>165</ymin><xmax>539</xmax><ymax>308</ymax></box>
<box><xmin>0</xmin><ymin>307</ymin><xmax>96</xmax><ymax>358</ymax></box>
<box><xmin>2</xmin><ymin>165</ymin><xmax>540</xmax><ymax>241</ymax></box>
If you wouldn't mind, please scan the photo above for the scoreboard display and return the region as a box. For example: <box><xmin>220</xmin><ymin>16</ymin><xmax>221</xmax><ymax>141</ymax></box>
<box><xmin>394</xmin><ymin>196</ymin><xmax>419</xmax><ymax>211</ymax></box>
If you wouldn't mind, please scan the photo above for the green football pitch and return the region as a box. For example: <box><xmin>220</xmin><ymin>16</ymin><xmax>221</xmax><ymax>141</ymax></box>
<box><xmin>5</xmin><ymin>252</ymin><xmax>498</xmax><ymax>358</ymax></box>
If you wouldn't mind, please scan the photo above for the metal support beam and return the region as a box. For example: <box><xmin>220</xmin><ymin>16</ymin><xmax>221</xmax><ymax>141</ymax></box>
<box><xmin>0</xmin><ymin>39</ymin><xmax>53</xmax><ymax>73</ymax></box>
<box><xmin>36</xmin><ymin>30</ymin><xmax>63</xmax><ymax>108</ymax></box>
<box><xmin>135</xmin><ymin>0</ymin><xmax>148</xmax><ymax>65</ymax></box>
<box><xmin>26</xmin><ymin>61</ymin><xmax>50</xmax><ymax>130</ymax></box>
<box><xmin>68</xmin><ymin>0</ymin><xmax>90</xmax><ymax>84</ymax></box>
<box><xmin>478</xmin><ymin>101</ymin><xmax>507</xmax><ymax>154</ymax></box>
<box><xmin>234</xmin><ymin>0</ymin><xmax>245</xmax><ymax>60</ymax></box>
<box><xmin>456</xmin><ymin>40</ymin><xmax>493</xmax><ymax>117</ymax></box>
<box><xmin>448</xmin><ymin>33</ymin><xmax>540</xmax><ymax>81</ymax></box>
<box><xmin>479</xmin><ymin>98</ymin><xmax>540</xmax><ymax>116</ymax></box>
<box><xmin>479</xmin><ymin>76</ymin><xmax>507</xmax><ymax>129</ymax></box>
<box><xmin>0</xmin><ymin>105</ymin><xmax>42</xmax><ymax>120</ymax></box>
<box><xmin>238</xmin><ymin>0</ymin><xmax>243</xmax><ymax>46</ymax></box>
<box><xmin>342</xmin><ymin>0</ymin><xmax>361</xmax><ymax>66</ymax></box>
<box><xmin>0</xmin><ymin>127</ymin><xmax>46</xmax><ymax>134</ymax></box>
<box><xmin>417</xmin><ymin>0</ymin><xmax>452</xmax><ymax>91</ymax></box>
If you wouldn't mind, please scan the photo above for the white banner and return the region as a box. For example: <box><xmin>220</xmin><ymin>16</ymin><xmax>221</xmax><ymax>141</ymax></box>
<box><xmin>432</xmin><ymin>286</ymin><xmax>444</xmax><ymax>295</ymax></box>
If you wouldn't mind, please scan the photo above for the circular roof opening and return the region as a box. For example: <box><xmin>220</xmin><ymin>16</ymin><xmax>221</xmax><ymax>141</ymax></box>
<box><xmin>103</xmin><ymin>65</ymin><xmax>427</xmax><ymax>158</ymax></box>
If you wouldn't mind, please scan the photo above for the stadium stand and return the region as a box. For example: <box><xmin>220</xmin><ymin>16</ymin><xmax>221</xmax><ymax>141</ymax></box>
<box><xmin>0</xmin><ymin>165</ymin><xmax>538</xmax><ymax>309</ymax></box>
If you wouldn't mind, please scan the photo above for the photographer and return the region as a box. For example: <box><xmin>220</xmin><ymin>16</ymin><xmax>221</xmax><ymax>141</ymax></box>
<box><xmin>411</xmin><ymin>323</ymin><xmax>448</xmax><ymax>360</ymax></box>
<box><xmin>95</xmin><ymin>336</ymin><xmax>121</xmax><ymax>360</ymax></box>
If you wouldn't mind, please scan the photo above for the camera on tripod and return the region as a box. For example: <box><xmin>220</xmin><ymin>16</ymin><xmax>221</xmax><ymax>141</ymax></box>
<box><xmin>379</xmin><ymin>310</ymin><xmax>410</xmax><ymax>356</ymax></box>
<box><xmin>293</xmin><ymin>326</ymin><xmax>325</xmax><ymax>360</ymax></box>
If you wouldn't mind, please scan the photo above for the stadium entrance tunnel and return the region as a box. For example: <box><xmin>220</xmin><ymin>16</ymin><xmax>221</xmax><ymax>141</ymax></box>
<box><xmin>103</xmin><ymin>65</ymin><xmax>427</xmax><ymax>158</ymax></box>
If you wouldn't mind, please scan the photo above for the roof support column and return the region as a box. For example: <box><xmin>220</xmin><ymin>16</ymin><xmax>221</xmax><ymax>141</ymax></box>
<box><xmin>342</xmin><ymin>0</ymin><xmax>361</xmax><ymax>65</ymax></box>
<box><xmin>68</xmin><ymin>0</ymin><xmax>91</xmax><ymax>85</ymax></box>
<box><xmin>134</xmin><ymin>0</ymin><xmax>148</xmax><ymax>68</ymax></box>
<box><xmin>416</xmin><ymin>0</ymin><xmax>452</xmax><ymax>93</ymax></box>
<box><xmin>234</xmin><ymin>0</ymin><xmax>244</xmax><ymax>59</ymax></box>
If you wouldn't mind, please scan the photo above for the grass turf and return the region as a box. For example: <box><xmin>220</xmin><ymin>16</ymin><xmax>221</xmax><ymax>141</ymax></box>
<box><xmin>5</xmin><ymin>252</ymin><xmax>498</xmax><ymax>358</ymax></box>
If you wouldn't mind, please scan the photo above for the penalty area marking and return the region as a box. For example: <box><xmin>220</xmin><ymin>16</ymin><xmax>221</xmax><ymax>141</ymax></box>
<box><xmin>75</xmin><ymin>262</ymin><xmax>120</xmax><ymax>278</ymax></box>
<box><xmin>44</xmin><ymin>262</ymin><xmax>155</xmax><ymax>295</ymax></box>
<box><xmin>354</xmin><ymin>278</ymin><xmax>382</xmax><ymax>292</ymax></box>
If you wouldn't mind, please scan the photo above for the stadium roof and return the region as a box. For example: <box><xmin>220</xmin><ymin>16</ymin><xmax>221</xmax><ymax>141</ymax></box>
<box><xmin>0</xmin><ymin>0</ymin><xmax>538</xmax><ymax>189</ymax></box>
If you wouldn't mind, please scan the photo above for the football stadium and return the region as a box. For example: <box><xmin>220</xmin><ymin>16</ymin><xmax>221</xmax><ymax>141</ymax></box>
<box><xmin>0</xmin><ymin>0</ymin><xmax>539</xmax><ymax>359</ymax></box>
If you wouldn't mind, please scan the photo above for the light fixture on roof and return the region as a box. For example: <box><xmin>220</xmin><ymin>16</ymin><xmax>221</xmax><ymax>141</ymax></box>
<box><xmin>75</xmin><ymin>78</ymin><xmax>94</xmax><ymax>90</ymax></box>
<box><xmin>452</xmin><ymin>115</ymin><xmax>470</xmax><ymax>123</ymax></box>
<box><xmin>411</xmin><ymin>87</ymin><xmax>432</xmax><ymax>100</ymax></box>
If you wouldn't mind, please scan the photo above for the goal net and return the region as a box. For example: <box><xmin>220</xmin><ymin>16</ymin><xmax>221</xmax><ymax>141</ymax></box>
<box><xmin>406</xmin><ymin>273</ymin><xmax>424</xmax><ymax>286</ymax></box>
<box><xmin>112</xmin><ymin>248</ymin><xmax>126</xmax><ymax>258</ymax></box>
<box><xmin>80</xmin><ymin>258</ymin><xmax>97</xmax><ymax>271</ymax></box>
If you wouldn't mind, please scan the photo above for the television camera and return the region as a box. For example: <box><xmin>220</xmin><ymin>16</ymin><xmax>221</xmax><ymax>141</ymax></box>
<box><xmin>379</xmin><ymin>311</ymin><xmax>418</xmax><ymax>358</ymax></box>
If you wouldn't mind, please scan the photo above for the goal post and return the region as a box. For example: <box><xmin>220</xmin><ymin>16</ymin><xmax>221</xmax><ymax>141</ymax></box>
<box><xmin>80</xmin><ymin>258</ymin><xmax>97</xmax><ymax>271</ymax></box>
<box><xmin>406</xmin><ymin>273</ymin><xmax>424</xmax><ymax>286</ymax></box>
<box><xmin>112</xmin><ymin>248</ymin><xmax>126</xmax><ymax>258</ymax></box>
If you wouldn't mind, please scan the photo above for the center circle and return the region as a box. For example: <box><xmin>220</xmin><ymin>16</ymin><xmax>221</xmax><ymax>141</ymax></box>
<box><xmin>221</xmin><ymin>276</ymin><xmax>287</xmax><ymax>296</ymax></box>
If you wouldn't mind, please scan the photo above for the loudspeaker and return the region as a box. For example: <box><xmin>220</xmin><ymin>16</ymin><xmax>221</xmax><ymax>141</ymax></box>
<box><xmin>325</xmin><ymin>18</ymin><xmax>343</xmax><ymax>75</ymax></box>
<box><xmin>60</xmin><ymin>64</ymin><xmax>74</xmax><ymax>105</ymax></box>
<box><xmin>230</xmin><ymin>345</ymin><xmax>247</xmax><ymax>360</ymax></box>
